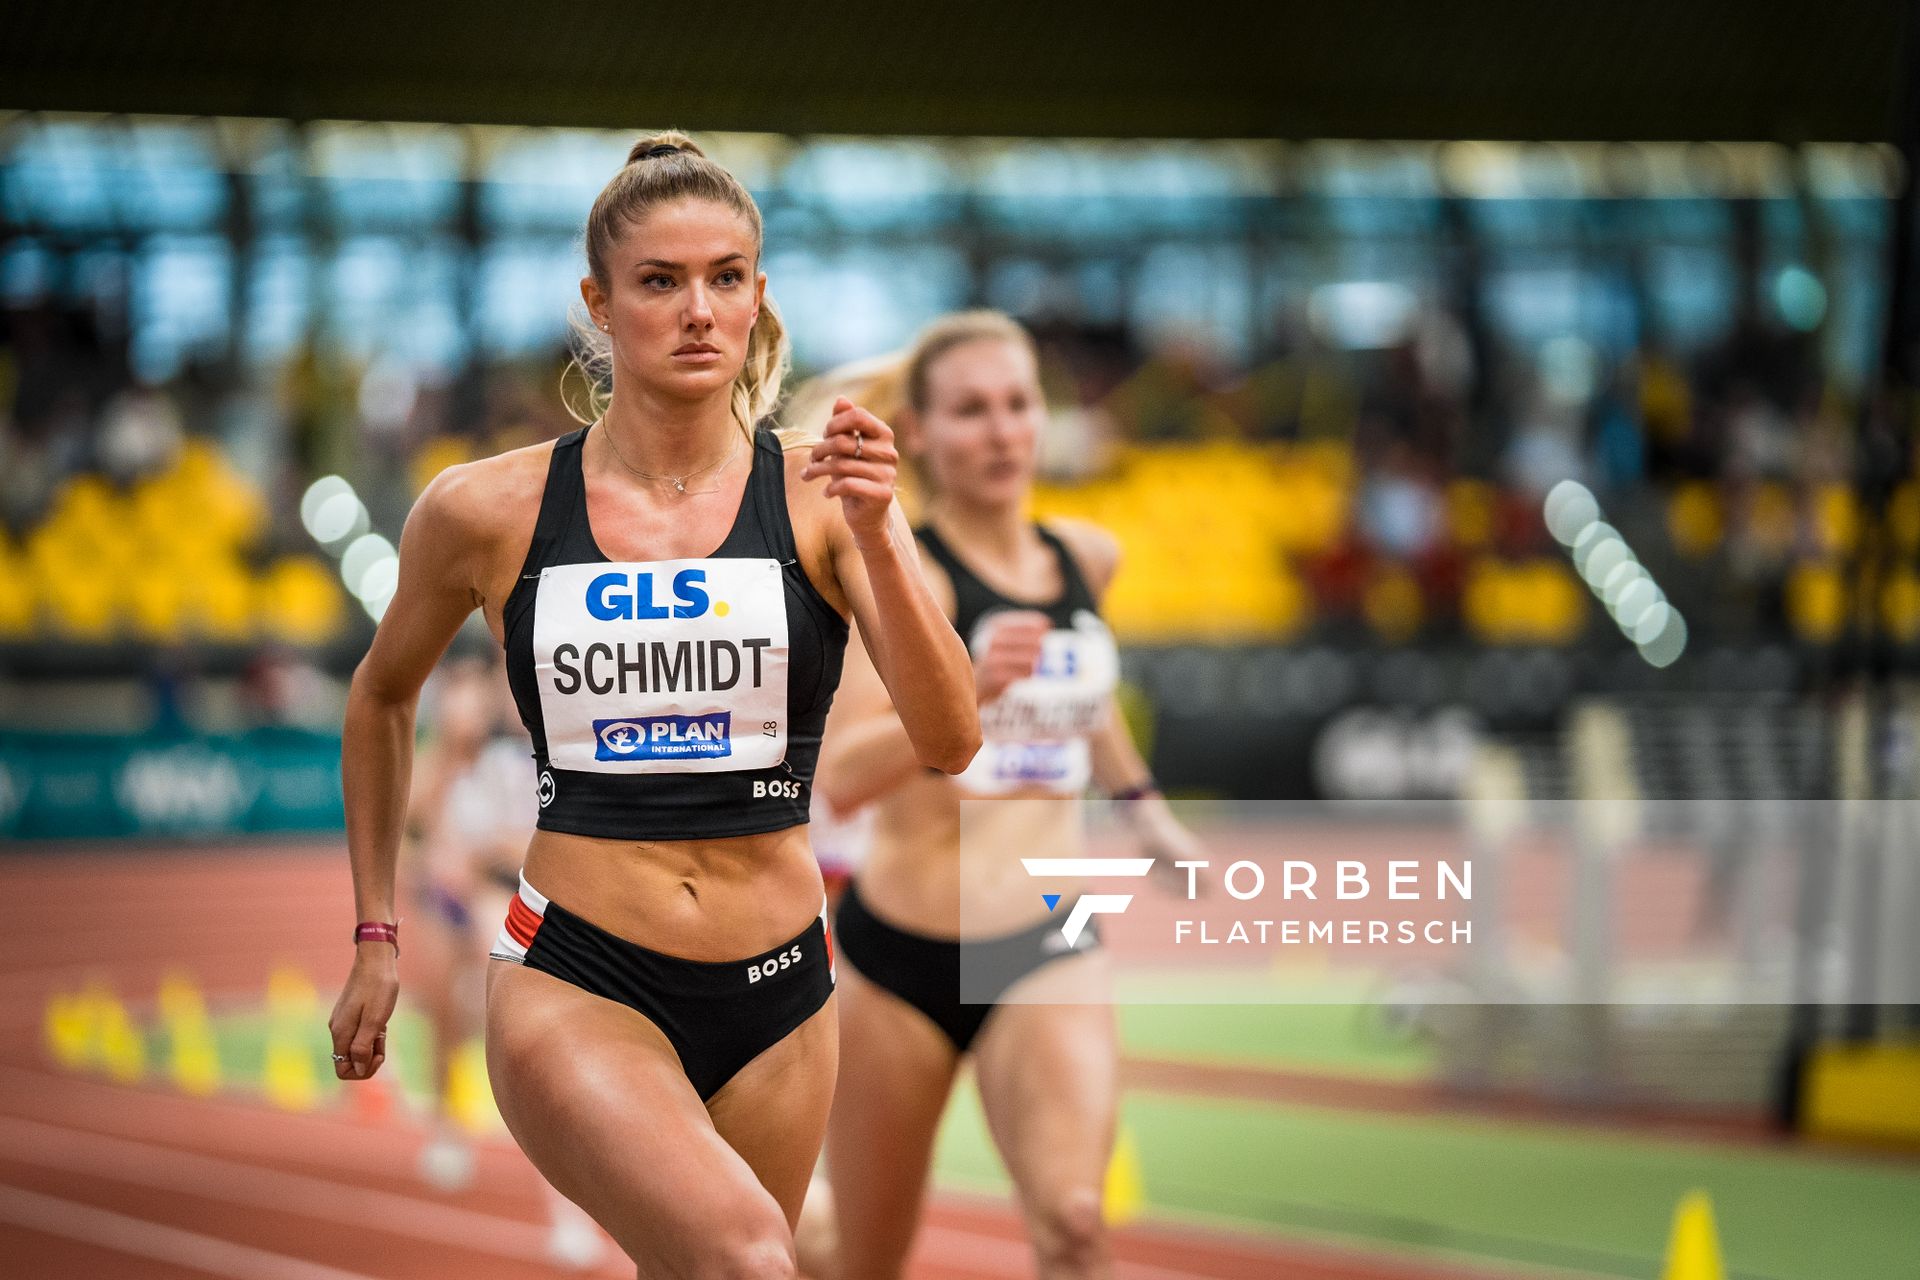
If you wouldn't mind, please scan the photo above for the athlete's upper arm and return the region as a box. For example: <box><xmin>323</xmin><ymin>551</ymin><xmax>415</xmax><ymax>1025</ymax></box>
<box><xmin>354</xmin><ymin>465</ymin><xmax>492</xmax><ymax>704</ymax></box>
<box><xmin>1046</xmin><ymin>517</ymin><xmax>1122</xmax><ymax>602</ymax></box>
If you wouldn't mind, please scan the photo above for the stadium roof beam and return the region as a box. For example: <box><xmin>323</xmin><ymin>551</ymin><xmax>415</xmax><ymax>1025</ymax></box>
<box><xmin>0</xmin><ymin>0</ymin><xmax>1909</xmax><ymax>142</ymax></box>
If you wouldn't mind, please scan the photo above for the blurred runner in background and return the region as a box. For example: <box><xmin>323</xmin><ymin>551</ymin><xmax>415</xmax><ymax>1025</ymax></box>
<box><xmin>403</xmin><ymin>652</ymin><xmax>606</xmax><ymax>1269</ymax></box>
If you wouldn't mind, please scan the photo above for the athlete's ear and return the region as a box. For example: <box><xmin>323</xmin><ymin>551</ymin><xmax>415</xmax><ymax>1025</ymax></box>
<box><xmin>752</xmin><ymin>271</ymin><xmax>767</xmax><ymax>326</ymax></box>
<box><xmin>580</xmin><ymin>275</ymin><xmax>609</xmax><ymax>334</ymax></box>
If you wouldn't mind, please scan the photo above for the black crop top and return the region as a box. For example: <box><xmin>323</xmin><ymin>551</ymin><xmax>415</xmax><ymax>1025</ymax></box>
<box><xmin>502</xmin><ymin>424</ymin><xmax>848</xmax><ymax>839</ymax></box>
<box><xmin>915</xmin><ymin>522</ymin><xmax>1119</xmax><ymax>796</ymax></box>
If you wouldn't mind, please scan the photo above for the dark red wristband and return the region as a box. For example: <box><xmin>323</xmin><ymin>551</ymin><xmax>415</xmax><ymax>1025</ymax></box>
<box><xmin>354</xmin><ymin>921</ymin><xmax>400</xmax><ymax>954</ymax></box>
<box><xmin>1110</xmin><ymin>780</ymin><xmax>1160</xmax><ymax>805</ymax></box>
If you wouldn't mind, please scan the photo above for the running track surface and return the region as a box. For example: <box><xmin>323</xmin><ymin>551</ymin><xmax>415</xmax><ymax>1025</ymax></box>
<box><xmin>2</xmin><ymin>845</ymin><xmax>1548</xmax><ymax>1279</ymax></box>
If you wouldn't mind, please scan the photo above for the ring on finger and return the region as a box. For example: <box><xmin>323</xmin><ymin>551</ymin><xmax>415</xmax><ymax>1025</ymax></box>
<box><xmin>331</xmin><ymin>1053</ymin><xmax>349</xmax><ymax>1063</ymax></box>
<box><xmin>853</xmin><ymin>432</ymin><xmax>862</xmax><ymax>460</ymax></box>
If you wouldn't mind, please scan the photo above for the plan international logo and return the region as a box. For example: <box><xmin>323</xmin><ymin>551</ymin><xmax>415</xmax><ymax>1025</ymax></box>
<box><xmin>593</xmin><ymin>713</ymin><xmax>733</xmax><ymax>761</ymax></box>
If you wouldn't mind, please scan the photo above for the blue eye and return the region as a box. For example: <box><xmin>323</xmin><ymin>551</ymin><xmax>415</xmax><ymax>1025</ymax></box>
<box><xmin>643</xmin><ymin>274</ymin><xmax>674</xmax><ymax>289</ymax></box>
<box><xmin>717</xmin><ymin>270</ymin><xmax>742</xmax><ymax>286</ymax></box>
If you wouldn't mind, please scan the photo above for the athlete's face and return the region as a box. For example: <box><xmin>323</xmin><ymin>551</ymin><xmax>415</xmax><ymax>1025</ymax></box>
<box><xmin>914</xmin><ymin>338</ymin><xmax>1044</xmax><ymax>508</ymax></box>
<box><xmin>582</xmin><ymin>198</ymin><xmax>766</xmax><ymax>403</ymax></box>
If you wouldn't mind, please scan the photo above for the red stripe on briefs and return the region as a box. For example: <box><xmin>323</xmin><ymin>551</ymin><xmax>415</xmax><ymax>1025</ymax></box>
<box><xmin>823</xmin><ymin>916</ymin><xmax>834</xmax><ymax>969</ymax></box>
<box><xmin>505</xmin><ymin>896</ymin><xmax>543</xmax><ymax>948</ymax></box>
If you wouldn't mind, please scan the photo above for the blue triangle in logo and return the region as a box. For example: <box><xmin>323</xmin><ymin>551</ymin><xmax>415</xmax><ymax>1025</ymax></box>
<box><xmin>1042</xmin><ymin>894</ymin><xmax>1061</xmax><ymax>911</ymax></box>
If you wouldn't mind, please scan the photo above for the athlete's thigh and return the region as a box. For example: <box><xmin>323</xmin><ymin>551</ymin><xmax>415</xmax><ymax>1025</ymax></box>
<box><xmin>823</xmin><ymin>962</ymin><xmax>961</xmax><ymax>1280</ymax></box>
<box><xmin>970</xmin><ymin>954</ymin><xmax>1119</xmax><ymax>1206</ymax></box>
<box><xmin>485</xmin><ymin>960</ymin><xmax>788</xmax><ymax>1269</ymax></box>
<box><xmin>706</xmin><ymin>992</ymin><xmax>840</xmax><ymax>1228</ymax></box>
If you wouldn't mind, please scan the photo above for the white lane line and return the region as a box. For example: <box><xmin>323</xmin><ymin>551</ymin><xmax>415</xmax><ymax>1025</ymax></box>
<box><xmin>0</xmin><ymin>1114</ymin><xmax>622</xmax><ymax>1273</ymax></box>
<box><xmin>0</xmin><ymin>1183</ymin><xmax>381</xmax><ymax>1280</ymax></box>
<box><xmin>0</xmin><ymin>1063</ymin><xmax>544</xmax><ymax>1191</ymax></box>
<box><xmin>0</xmin><ymin>1107</ymin><xmax>1215</xmax><ymax>1280</ymax></box>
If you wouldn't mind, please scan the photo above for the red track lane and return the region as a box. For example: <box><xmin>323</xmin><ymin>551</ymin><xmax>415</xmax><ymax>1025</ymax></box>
<box><xmin>2</xmin><ymin>846</ymin><xmax>1541</xmax><ymax>1279</ymax></box>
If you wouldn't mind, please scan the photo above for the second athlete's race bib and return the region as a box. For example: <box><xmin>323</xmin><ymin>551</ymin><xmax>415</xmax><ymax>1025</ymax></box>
<box><xmin>957</xmin><ymin>608</ymin><xmax>1119</xmax><ymax>795</ymax></box>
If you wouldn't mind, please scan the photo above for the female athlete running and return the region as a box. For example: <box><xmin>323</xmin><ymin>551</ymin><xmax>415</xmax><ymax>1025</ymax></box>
<box><xmin>816</xmin><ymin>311</ymin><xmax>1205</xmax><ymax>1280</ymax></box>
<box><xmin>328</xmin><ymin>133</ymin><xmax>979</xmax><ymax>1278</ymax></box>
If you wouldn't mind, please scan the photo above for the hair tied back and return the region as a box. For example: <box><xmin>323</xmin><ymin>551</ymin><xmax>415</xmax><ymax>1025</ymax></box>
<box><xmin>636</xmin><ymin>143</ymin><xmax>681</xmax><ymax>162</ymax></box>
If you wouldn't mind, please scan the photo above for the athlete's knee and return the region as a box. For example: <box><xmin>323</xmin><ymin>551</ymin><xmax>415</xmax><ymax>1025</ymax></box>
<box><xmin>703</xmin><ymin>1229</ymin><xmax>798</xmax><ymax>1280</ymax></box>
<box><xmin>1030</xmin><ymin>1185</ymin><xmax>1106</xmax><ymax>1274</ymax></box>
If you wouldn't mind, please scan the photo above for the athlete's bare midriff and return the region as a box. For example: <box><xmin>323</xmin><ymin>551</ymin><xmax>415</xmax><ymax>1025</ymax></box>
<box><xmin>520</xmin><ymin>825</ymin><xmax>825</xmax><ymax>960</ymax></box>
<box><xmin>856</xmin><ymin>775</ymin><xmax>1084</xmax><ymax>939</ymax></box>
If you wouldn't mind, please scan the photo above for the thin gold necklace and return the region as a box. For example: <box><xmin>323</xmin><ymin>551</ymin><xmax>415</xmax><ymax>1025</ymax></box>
<box><xmin>598</xmin><ymin>421</ymin><xmax>740</xmax><ymax>495</ymax></box>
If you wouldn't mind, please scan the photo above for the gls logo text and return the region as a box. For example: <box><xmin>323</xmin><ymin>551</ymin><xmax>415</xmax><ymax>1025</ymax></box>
<box><xmin>1021</xmin><ymin>857</ymin><xmax>1155</xmax><ymax>946</ymax></box>
<box><xmin>587</xmin><ymin>570</ymin><xmax>716</xmax><ymax>621</ymax></box>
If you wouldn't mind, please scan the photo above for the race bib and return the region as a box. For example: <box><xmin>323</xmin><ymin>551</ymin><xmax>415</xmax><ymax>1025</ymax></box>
<box><xmin>958</xmin><ymin>609</ymin><xmax>1119</xmax><ymax>796</ymax></box>
<box><xmin>532</xmin><ymin>559</ymin><xmax>789</xmax><ymax>774</ymax></box>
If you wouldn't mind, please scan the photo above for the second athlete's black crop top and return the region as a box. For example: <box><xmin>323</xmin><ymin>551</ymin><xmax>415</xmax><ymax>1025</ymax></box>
<box><xmin>914</xmin><ymin>521</ymin><xmax>1120</xmax><ymax>795</ymax></box>
<box><xmin>502</xmin><ymin>423</ymin><xmax>848</xmax><ymax>839</ymax></box>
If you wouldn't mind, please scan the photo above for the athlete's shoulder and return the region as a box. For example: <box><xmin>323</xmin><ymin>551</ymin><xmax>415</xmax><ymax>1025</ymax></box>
<box><xmin>1040</xmin><ymin>516</ymin><xmax>1121</xmax><ymax>597</ymax></box>
<box><xmin>412</xmin><ymin>437</ymin><xmax>556</xmax><ymax>542</ymax></box>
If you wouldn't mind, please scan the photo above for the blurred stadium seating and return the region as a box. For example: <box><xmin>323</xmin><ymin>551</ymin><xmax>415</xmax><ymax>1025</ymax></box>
<box><xmin>1</xmin><ymin>439</ymin><xmax>344</xmax><ymax>645</ymax></box>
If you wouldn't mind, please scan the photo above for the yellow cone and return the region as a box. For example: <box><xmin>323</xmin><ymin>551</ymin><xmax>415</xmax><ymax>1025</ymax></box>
<box><xmin>446</xmin><ymin>1037</ymin><xmax>500</xmax><ymax>1136</ymax></box>
<box><xmin>1661</xmin><ymin>1189</ymin><xmax>1727</xmax><ymax>1280</ymax></box>
<box><xmin>263</xmin><ymin>964</ymin><xmax>320</xmax><ymax>1112</ymax></box>
<box><xmin>92</xmin><ymin>984</ymin><xmax>146</xmax><ymax>1083</ymax></box>
<box><xmin>43</xmin><ymin>990</ymin><xmax>95</xmax><ymax>1071</ymax></box>
<box><xmin>159</xmin><ymin>970</ymin><xmax>221</xmax><ymax>1097</ymax></box>
<box><xmin>1103</xmin><ymin>1122</ymin><xmax>1147</xmax><ymax>1226</ymax></box>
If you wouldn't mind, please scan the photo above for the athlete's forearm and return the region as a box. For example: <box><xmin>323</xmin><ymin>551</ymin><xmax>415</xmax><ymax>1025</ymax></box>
<box><xmin>1089</xmin><ymin>697</ymin><xmax>1153</xmax><ymax>797</ymax></box>
<box><xmin>341</xmin><ymin>667</ymin><xmax>420</xmax><ymax>926</ymax></box>
<box><xmin>815</xmin><ymin>709</ymin><xmax>924</xmax><ymax>814</ymax></box>
<box><xmin>853</xmin><ymin>523</ymin><xmax>980</xmax><ymax>773</ymax></box>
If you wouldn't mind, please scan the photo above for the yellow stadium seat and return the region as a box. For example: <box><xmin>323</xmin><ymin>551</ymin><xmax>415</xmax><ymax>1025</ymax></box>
<box><xmin>126</xmin><ymin>571</ymin><xmax>188</xmax><ymax>644</ymax></box>
<box><xmin>1363</xmin><ymin>566</ymin><xmax>1424</xmax><ymax>643</ymax></box>
<box><xmin>1446</xmin><ymin>480</ymin><xmax>1496</xmax><ymax>550</ymax></box>
<box><xmin>186</xmin><ymin>559</ymin><xmax>255</xmax><ymax>642</ymax></box>
<box><xmin>1890</xmin><ymin>482</ymin><xmax>1920</xmax><ymax>557</ymax></box>
<box><xmin>1520</xmin><ymin>560</ymin><xmax>1589</xmax><ymax>645</ymax></box>
<box><xmin>49</xmin><ymin>474</ymin><xmax>117</xmax><ymax>530</ymax></box>
<box><xmin>258</xmin><ymin>556</ymin><xmax>348</xmax><ymax>645</ymax></box>
<box><xmin>35</xmin><ymin>553</ymin><xmax>118</xmax><ymax>639</ymax></box>
<box><xmin>172</xmin><ymin>438</ymin><xmax>226</xmax><ymax>480</ymax></box>
<box><xmin>1667</xmin><ymin>482</ymin><xmax>1722</xmax><ymax>558</ymax></box>
<box><xmin>1462</xmin><ymin>559</ymin><xmax>1515</xmax><ymax>644</ymax></box>
<box><xmin>1786</xmin><ymin>562</ymin><xmax>1846</xmax><ymax>645</ymax></box>
<box><xmin>1881</xmin><ymin>568</ymin><xmax>1920</xmax><ymax>645</ymax></box>
<box><xmin>1813</xmin><ymin>484</ymin><xmax>1859</xmax><ymax>557</ymax></box>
